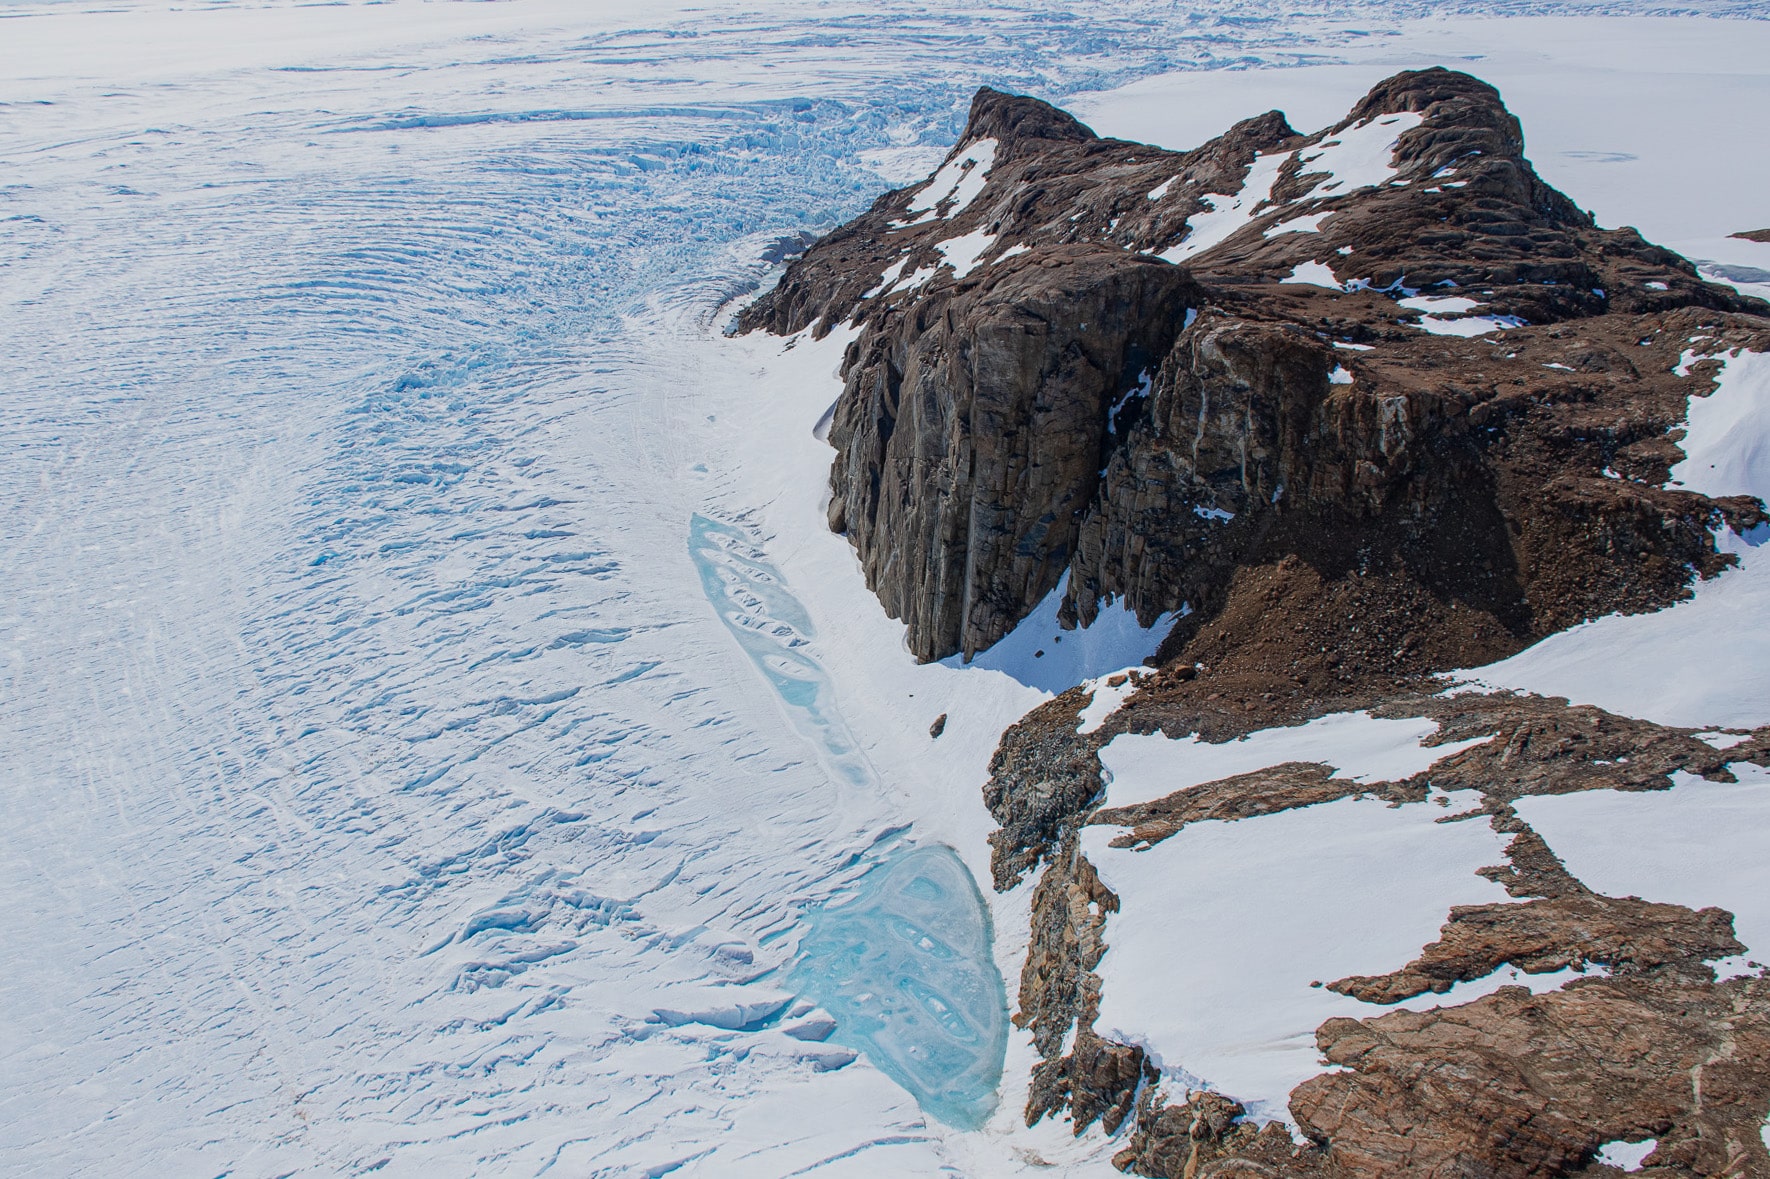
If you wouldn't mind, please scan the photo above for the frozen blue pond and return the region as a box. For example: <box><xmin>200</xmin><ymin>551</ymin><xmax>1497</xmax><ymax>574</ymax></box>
<box><xmin>690</xmin><ymin>513</ymin><xmax>1010</xmax><ymax>1125</ymax></box>
<box><xmin>794</xmin><ymin>844</ymin><xmax>1009</xmax><ymax>1130</ymax></box>
<box><xmin>688</xmin><ymin>513</ymin><xmax>874</xmax><ymax>789</ymax></box>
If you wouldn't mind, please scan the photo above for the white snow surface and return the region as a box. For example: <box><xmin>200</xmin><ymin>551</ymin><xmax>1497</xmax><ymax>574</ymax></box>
<box><xmin>1417</xmin><ymin>313</ymin><xmax>1527</xmax><ymax>336</ymax></box>
<box><xmin>1516</xmin><ymin>764</ymin><xmax>1770</xmax><ymax>960</ymax></box>
<box><xmin>1076</xmin><ymin>670</ymin><xmax>1149</xmax><ymax>736</ymax></box>
<box><xmin>935</xmin><ymin>228</ymin><xmax>999</xmax><ymax>278</ymax></box>
<box><xmin>1399</xmin><ymin>295</ymin><xmax>1480</xmax><ymax>314</ymax></box>
<box><xmin>947</xmin><ymin>573</ymin><xmax>1178</xmax><ymax>696</ymax></box>
<box><xmin>1596</xmin><ymin>1139</ymin><xmax>1659</xmax><ymax>1172</ymax></box>
<box><xmin>1083</xmin><ymin>792</ymin><xmax>1514</xmax><ymax>1124</ymax></box>
<box><xmin>1157</xmin><ymin>150</ymin><xmax>1292</xmax><ymax>265</ymax></box>
<box><xmin>1097</xmin><ymin>710</ymin><xmax>1490</xmax><ymax>811</ymax></box>
<box><xmin>1281</xmin><ymin>260</ymin><xmax>1344</xmax><ymax>289</ymax></box>
<box><xmin>1463</xmin><ymin>350</ymin><xmax>1770</xmax><ymax>727</ymax></box>
<box><xmin>863</xmin><ymin>257</ymin><xmax>912</xmax><ymax>297</ymax></box>
<box><xmin>1293</xmin><ymin>111</ymin><xmax>1425</xmax><ymax>198</ymax></box>
<box><xmin>1265</xmin><ymin>211</ymin><xmax>1333</xmax><ymax>237</ymax></box>
<box><xmin>905</xmin><ymin>138</ymin><xmax>998</xmax><ymax>221</ymax></box>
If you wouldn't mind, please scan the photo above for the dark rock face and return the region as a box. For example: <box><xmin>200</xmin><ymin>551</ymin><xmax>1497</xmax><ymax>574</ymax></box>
<box><xmin>743</xmin><ymin>68</ymin><xmax>1765</xmax><ymax>665</ymax></box>
<box><xmin>823</xmin><ymin>248</ymin><xmax>1198</xmax><ymax>660</ymax></box>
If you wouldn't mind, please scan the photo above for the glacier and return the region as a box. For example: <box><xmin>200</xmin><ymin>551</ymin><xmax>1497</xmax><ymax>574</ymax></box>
<box><xmin>4</xmin><ymin>0</ymin><xmax>1768</xmax><ymax>1175</ymax></box>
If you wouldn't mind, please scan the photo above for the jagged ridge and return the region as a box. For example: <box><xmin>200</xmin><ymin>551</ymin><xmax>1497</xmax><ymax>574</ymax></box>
<box><xmin>744</xmin><ymin>69</ymin><xmax>1766</xmax><ymax>673</ymax></box>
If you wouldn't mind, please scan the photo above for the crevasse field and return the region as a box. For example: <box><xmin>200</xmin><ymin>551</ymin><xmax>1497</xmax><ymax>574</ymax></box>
<box><xmin>2</xmin><ymin>1</ymin><xmax>1767</xmax><ymax>1175</ymax></box>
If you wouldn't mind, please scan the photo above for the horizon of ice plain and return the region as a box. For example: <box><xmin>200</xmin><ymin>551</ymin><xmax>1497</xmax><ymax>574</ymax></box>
<box><xmin>3</xmin><ymin>1</ymin><xmax>1768</xmax><ymax>1174</ymax></box>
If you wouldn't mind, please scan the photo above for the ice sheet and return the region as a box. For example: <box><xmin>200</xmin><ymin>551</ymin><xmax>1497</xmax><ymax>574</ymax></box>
<box><xmin>5</xmin><ymin>2</ymin><xmax>1761</xmax><ymax>1172</ymax></box>
<box><xmin>792</xmin><ymin>844</ymin><xmax>1009</xmax><ymax>1130</ymax></box>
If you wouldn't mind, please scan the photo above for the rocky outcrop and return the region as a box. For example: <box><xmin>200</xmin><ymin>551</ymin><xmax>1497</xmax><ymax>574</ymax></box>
<box><xmin>745</xmin><ymin>65</ymin><xmax>1770</xmax><ymax>1179</ymax></box>
<box><xmin>1328</xmin><ymin>895</ymin><xmax>1745</xmax><ymax>1005</ymax></box>
<box><xmin>1295</xmin><ymin>975</ymin><xmax>1770</xmax><ymax>1177</ymax></box>
<box><xmin>745</xmin><ymin>68</ymin><xmax>1766</xmax><ymax>663</ymax></box>
<box><xmin>1012</xmin><ymin>687</ymin><xmax>1770</xmax><ymax>1177</ymax></box>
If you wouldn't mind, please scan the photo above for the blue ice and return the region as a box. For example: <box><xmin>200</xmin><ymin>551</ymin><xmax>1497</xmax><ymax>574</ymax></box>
<box><xmin>689</xmin><ymin>516</ymin><xmax>1008</xmax><ymax>1126</ymax></box>
<box><xmin>687</xmin><ymin>513</ymin><xmax>875</xmax><ymax>788</ymax></box>
<box><xmin>793</xmin><ymin>844</ymin><xmax>1008</xmax><ymax>1130</ymax></box>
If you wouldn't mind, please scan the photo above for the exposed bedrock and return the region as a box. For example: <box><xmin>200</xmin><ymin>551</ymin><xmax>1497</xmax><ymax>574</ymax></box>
<box><xmin>744</xmin><ymin>68</ymin><xmax>1767</xmax><ymax>664</ymax></box>
<box><xmin>823</xmin><ymin>248</ymin><xmax>1198</xmax><ymax>661</ymax></box>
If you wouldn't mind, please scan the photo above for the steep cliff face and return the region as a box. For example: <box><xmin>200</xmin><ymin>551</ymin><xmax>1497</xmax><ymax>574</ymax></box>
<box><xmin>743</xmin><ymin>68</ymin><xmax>1762</xmax><ymax>665</ymax></box>
<box><xmin>823</xmin><ymin>248</ymin><xmax>1197</xmax><ymax>660</ymax></box>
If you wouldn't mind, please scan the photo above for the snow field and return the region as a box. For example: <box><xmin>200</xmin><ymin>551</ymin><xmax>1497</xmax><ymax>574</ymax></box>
<box><xmin>1514</xmin><ymin>763</ymin><xmax>1770</xmax><ymax>964</ymax></box>
<box><xmin>1081</xmin><ymin>788</ymin><xmax>1516</xmax><ymax>1124</ymax></box>
<box><xmin>949</xmin><ymin>571</ymin><xmax>1179</xmax><ymax>695</ymax></box>
<box><xmin>1096</xmin><ymin>710</ymin><xmax>1489</xmax><ymax>811</ymax></box>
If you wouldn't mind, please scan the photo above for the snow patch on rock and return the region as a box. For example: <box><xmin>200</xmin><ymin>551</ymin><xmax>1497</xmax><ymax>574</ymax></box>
<box><xmin>903</xmin><ymin>137</ymin><xmax>998</xmax><ymax>222</ymax></box>
<box><xmin>1294</xmin><ymin>112</ymin><xmax>1424</xmax><ymax>199</ymax></box>
<box><xmin>1281</xmin><ymin>259</ymin><xmax>1342</xmax><ymax>289</ymax></box>
<box><xmin>1596</xmin><ymin>1138</ymin><xmax>1657</xmax><ymax>1172</ymax></box>
<box><xmin>935</xmin><ymin>228</ymin><xmax>998</xmax><ymax>278</ymax></box>
<box><xmin>1097</xmin><ymin>710</ymin><xmax>1490</xmax><ymax>811</ymax></box>
<box><xmin>1158</xmin><ymin>150</ymin><xmax>1293</xmax><ymax>265</ymax></box>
